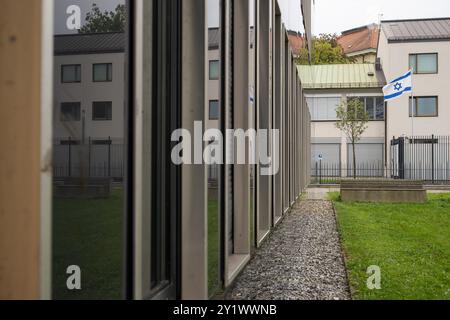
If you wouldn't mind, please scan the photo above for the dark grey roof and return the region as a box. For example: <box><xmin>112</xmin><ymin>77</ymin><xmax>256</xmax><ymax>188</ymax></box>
<box><xmin>381</xmin><ymin>18</ymin><xmax>450</xmax><ymax>42</ymax></box>
<box><xmin>54</xmin><ymin>32</ymin><xmax>125</xmax><ymax>55</ymax></box>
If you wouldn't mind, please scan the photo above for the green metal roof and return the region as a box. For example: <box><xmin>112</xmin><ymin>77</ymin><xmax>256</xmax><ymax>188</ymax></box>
<box><xmin>297</xmin><ymin>64</ymin><xmax>386</xmax><ymax>89</ymax></box>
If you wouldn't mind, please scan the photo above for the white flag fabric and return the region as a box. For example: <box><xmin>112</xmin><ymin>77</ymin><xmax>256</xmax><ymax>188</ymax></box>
<box><xmin>383</xmin><ymin>70</ymin><xmax>412</xmax><ymax>101</ymax></box>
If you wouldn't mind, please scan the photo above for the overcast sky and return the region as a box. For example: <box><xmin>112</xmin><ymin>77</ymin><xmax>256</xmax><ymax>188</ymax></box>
<box><xmin>314</xmin><ymin>0</ymin><xmax>450</xmax><ymax>35</ymax></box>
<box><xmin>55</xmin><ymin>0</ymin><xmax>123</xmax><ymax>34</ymax></box>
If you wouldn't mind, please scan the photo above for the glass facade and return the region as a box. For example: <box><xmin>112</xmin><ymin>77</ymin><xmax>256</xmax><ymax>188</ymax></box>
<box><xmin>52</xmin><ymin>0</ymin><xmax>127</xmax><ymax>300</ymax></box>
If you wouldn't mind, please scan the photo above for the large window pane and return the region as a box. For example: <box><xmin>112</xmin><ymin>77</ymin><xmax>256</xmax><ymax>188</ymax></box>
<box><xmin>209</xmin><ymin>60</ymin><xmax>220</xmax><ymax>80</ymax></box>
<box><xmin>418</xmin><ymin>54</ymin><xmax>438</xmax><ymax>73</ymax></box>
<box><xmin>366</xmin><ymin>97</ymin><xmax>375</xmax><ymax>120</ymax></box>
<box><xmin>375</xmin><ymin>97</ymin><xmax>385</xmax><ymax>120</ymax></box>
<box><xmin>409</xmin><ymin>97</ymin><xmax>438</xmax><ymax>117</ymax></box>
<box><xmin>52</xmin><ymin>0</ymin><xmax>127</xmax><ymax>300</ymax></box>
<box><xmin>60</xmin><ymin>102</ymin><xmax>81</xmax><ymax>122</ymax></box>
<box><xmin>410</xmin><ymin>53</ymin><xmax>438</xmax><ymax>74</ymax></box>
<box><xmin>307</xmin><ymin>97</ymin><xmax>340</xmax><ymax>121</ymax></box>
<box><xmin>93</xmin><ymin>63</ymin><xmax>113</xmax><ymax>82</ymax></box>
<box><xmin>209</xmin><ymin>100</ymin><xmax>220</xmax><ymax>120</ymax></box>
<box><xmin>62</xmin><ymin>65</ymin><xmax>81</xmax><ymax>83</ymax></box>
<box><xmin>92</xmin><ymin>101</ymin><xmax>113</xmax><ymax>121</ymax></box>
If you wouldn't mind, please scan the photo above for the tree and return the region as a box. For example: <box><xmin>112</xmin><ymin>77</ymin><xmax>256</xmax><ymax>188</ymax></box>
<box><xmin>335</xmin><ymin>98</ymin><xmax>369</xmax><ymax>179</ymax></box>
<box><xmin>296</xmin><ymin>33</ymin><xmax>354</xmax><ymax>65</ymax></box>
<box><xmin>79</xmin><ymin>4</ymin><xmax>126</xmax><ymax>33</ymax></box>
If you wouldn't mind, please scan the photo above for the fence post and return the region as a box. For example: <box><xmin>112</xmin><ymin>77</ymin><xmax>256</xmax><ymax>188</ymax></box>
<box><xmin>88</xmin><ymin>137</ymin><xmax>91</xmax><ymax>178</ymax></box>
<box><xmin>108</xmin><ymin>136</ymin><xmax>112</xmax><ymax>178</ymax></box>
<box><xmin>399</xmin><ymin>137</ymin><xmax>405</xmax><ymax>180</ymax></box>
<box><xmin>319</xmin><ymin>159</ymin><xmax>322</xmax><ymax>185</ymax></box>
<box><xmin>316</xmin><ymin>161</ymin><xmax>319</xmax><ymax>182</ymax></box>
<box><xmin>432</xmin><ymin>134</ymin><xmax>435</xmax><ymax>184</ymax></box>
<box><xmin>68</xmin><ymin>136</ymin><xmax>72</xmax><ymax>177</ymax></box>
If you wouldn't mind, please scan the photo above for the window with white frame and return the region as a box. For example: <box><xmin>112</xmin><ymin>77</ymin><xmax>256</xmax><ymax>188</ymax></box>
<box><xmin>306</xmin><ymin>97</ymin><xmax>340</xmax><ymax>121</ymax></box>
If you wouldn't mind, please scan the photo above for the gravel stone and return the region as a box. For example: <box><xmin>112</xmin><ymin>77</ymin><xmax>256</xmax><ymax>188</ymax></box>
<box><xmin>226</xmin><ymin>200</ymin><xmax>351</xmax><ymax>300</ymax></box>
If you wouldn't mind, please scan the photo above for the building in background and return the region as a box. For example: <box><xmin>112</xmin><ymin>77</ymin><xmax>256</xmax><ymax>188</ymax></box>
<box><xmin>53</xmin><ymin>33</ymin><xmax>126</xmax><ymax>179</ymax></box>
<box><xmin>287</xmin><ymin>30</ymin><xmax>305</xmax><ymax>58</ymax></box>
<box><xmin>378</xmin><ymin>18</ymin><xmax>450</xmax><ymax>139</ymax></box>
<box><xmin>54</xmin><ymin>32</ymin><xmax>125</xmax><ymax>145</ymax></box>
<box><xmin>338</xmin><ymin>24</ymin><xmax>380</xmax><ymax>63</ymax></box>
<box><xmin>207</xmin><ymin>28</ymin><xmax>221</xmax><ymax>131</ymax></box>
<box><xmin>378</xmin><ymin>17</ymin><xmax>450</xmax><ymax>181</ymax></box>
<box><xmin>298</xmin><ymin>63</ymin><xmax>386</xmax><ymax>176</ymax></box>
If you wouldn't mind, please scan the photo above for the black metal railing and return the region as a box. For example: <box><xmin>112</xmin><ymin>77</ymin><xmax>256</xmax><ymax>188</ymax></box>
<box><xmin>391</xmin><ymin>135</ymin><xmax>450</xmax><ymax>185</ymax></box>
<box><xmin>53</xmin><ymin>137</ymin><xmax>124</xmax><ymax>180</ymax></box>
<box><xmin>312</xmin><ymin>135</ymin><xmax>450</xmax><ymax>185</ymax></box>
<box><xmin>311</xmin><ymin>162</ymin><xmax>386</xmax><ymax>185</ymax></box>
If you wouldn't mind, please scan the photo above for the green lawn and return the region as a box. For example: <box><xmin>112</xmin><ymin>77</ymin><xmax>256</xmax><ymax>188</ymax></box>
<box><xmin>53</xmin><ymin>190</ymin><xmax>124</xmax><ymax>300</ymax></box>
<box><xmin>330</xmin><ymin>192</ymin><xmax>450</xmax><ymax>300</ymax></box>
<box><xmin>208</xmin><ymin>199</ymin><xmax>220</xmax><ymax>297</ymax></box>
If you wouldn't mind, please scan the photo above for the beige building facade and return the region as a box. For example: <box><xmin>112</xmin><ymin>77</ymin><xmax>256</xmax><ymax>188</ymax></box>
<box><xmin>299</xmin><ymin>64</ymin><xmax>386</xmax><ymax>174</ymax></box>
<box><xmin>378</xmin><ymin>18</ymin><xmax>450</xmax><ymax>139</ymax></box>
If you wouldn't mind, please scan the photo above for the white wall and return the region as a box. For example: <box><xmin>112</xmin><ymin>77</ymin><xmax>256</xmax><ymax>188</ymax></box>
<box><xmin>378</xmin><ymin>32</ymin><xmax>450</xmax><ymax>138</ymax></box>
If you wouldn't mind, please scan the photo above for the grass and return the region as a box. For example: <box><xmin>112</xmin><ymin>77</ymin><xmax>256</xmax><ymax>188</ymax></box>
<box><xmin>330</xmin><ymin>192</ymin><xmax>450</xmax><ymax>300</ymax></box>
<box><xmin>54</xmin><ymin>189</ymin><xmax>222</xmax><ymax>299</ymax></box>
<box><xmin>53</xmin><ymin>189</ymin><xmax>124</xmax><ymax>300</ymax></box>
<box><xmin>208</xmin><ymin>198</ymin><xmax>220</xmax><ymax>296</ymax></box>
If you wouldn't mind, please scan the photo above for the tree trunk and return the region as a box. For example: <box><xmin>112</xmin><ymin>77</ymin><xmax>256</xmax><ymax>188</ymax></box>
<box><xmin>352</xmin><ymin>140</ymin><xmax>357</xmax><ymax>179</ymax></box>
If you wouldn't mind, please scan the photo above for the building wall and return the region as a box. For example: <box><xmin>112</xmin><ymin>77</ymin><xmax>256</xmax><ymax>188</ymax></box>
<box><xmin>306</xmin><ymin>88</ymin><xmax>385</xmax><ymax>170</ymax></box>
<box><xmin>378</xmin><ymin>32</ymin><xmax>450</xmax><ymax>139</ymax></box>
<box><xmin>207</xmin><ymin>48</ymin><xmax>220</xmax><ymax>130</ymax></box>
<box><xmin>54</xmin><ymin>52</ymin><xmax>125</xmax><ymax>143</ymax></box>
<box><xmin>349</xmin><ymin>52</ymin><xmax>377</xmax><ymax>64</ymax></box>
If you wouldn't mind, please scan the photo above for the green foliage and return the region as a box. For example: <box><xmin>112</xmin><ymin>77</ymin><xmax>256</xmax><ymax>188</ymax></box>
<box><xmin>296</xmin><ymin>33</ymin><xmax>354</xmax><ymax>65</ymax></box>
<box><xmin>334</xmin><ymin>193</ymin><xmax>450</xmax><ymax>300</ymax></box>
<box><xmin>336</xmin><ymin>98</ymin><xmax>369</xmax><ymax>178</ymax></box>
<box><xmin>79</xmin><ymin>4</ymin><xmax>126</xmax><ymax>34</ymax></box>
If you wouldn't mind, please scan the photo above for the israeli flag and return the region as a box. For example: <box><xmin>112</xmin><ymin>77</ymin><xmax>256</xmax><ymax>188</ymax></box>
<box><xmin>383</xmin><ymin>70</ymin><xmax>412</xmax><ymax>101</ymax></box>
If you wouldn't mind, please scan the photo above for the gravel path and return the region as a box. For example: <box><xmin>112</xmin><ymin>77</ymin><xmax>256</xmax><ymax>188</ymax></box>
<box><xmin>227</xmin><ymin>200</ymin><xmax>351</xmax><ymax>300</ymax></box>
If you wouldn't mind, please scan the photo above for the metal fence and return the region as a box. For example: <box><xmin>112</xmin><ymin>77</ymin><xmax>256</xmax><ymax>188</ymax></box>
<box><xmin>311</xmin><ymin>161</ymin><xmax>386</xmax><ymax>185</ymax></box>
<box><xmin>53</xmin><ymin>138</ymin><xmax>124</xmax><ymax>180</ymax></box>
<box><xmin>311</xmin><ymin>135</ymin><xmax>450</xmax><ymax>185</ymax></box>
<box><xmin>391</xmin><ymin>135</ymin><xmax>450</xmax><ymax>184</ymax></box>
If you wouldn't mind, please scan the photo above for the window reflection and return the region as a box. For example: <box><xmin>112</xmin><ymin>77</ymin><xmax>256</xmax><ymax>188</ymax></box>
<box><xmin>52</xmin><ymin>0</ymin><xmax>126</xmax><ymax>300</ymax></box>
<box><xmin>207</xmin><ymin>0</ymin><xmax>221</xmax><ymax>298</ymax></box>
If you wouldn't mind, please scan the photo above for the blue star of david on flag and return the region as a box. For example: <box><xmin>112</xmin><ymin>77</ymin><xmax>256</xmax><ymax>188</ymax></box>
<box><xmin>383</xmin><ymin>70</ymin><xmax>413</xmax><ymax>101</ymax></box>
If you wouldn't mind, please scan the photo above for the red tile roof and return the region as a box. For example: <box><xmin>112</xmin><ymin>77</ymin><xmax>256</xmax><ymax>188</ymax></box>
<box><xmin>287</xmin><ymin>30</ymin><xmax>305</xmax><ymax>57</ymax></box>
<box><xmin>337</xmin><ymin>24</ymin><xmax>380</xmax><ymax>55</ymax></box>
